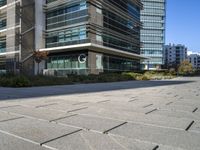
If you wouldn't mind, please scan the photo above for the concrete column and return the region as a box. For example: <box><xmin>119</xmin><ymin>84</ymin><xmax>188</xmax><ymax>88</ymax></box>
<box><xmin>6</xmin><ymin>0</ymin><xmax>16</xmax><ymax>53</ymax></box>
<box><xmin>34</xmin><ymin>0</ymin><xmax>46</xmax><ymax>75</ymax></box>
<box><xmin>88</xmin><ymin>51</ymin><xmax>103</xmax><ymax>74</ymax></box>
<box><xmin>35</xmin><ymin>0</ymin><xmax>45</xmax><ymax>50</ymax></box>
<box><xmin>6</xmin><ymin>0</ymin><xmax>17</xmax><ymax>72</ymax></box>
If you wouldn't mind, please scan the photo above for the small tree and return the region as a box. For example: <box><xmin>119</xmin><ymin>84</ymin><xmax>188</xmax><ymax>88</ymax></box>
<box><xmin>178</xmin><ymin>60</ymin><xmax>193</xmax><ymax>75</ymax></box>
<box><xmin>33</xmin><ymin>51</ymin><xmax>49</xmax><ymax>75</ymax></box>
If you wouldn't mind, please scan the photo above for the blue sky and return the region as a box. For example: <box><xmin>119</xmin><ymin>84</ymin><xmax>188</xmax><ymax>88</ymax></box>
<box><xmin>166</xmin><ymin>0</ymin><xmax>200</xmax><ymax>52</ymax></box>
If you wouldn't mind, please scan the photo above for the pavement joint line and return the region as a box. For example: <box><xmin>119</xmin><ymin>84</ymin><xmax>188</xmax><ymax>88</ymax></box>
<box><xmin>192</xmin><ymin>107</ymin><xmax>198</xmax><ymax>113</ymax></box>
<box><xmin>55</xmin><ymin>121</ymin><xmax>85</xmax><ymax>131</ymax></box>
<box><xmin>67</xmin><ymin>107</ymin><xmax>88</xmax><ymax>113</ymax></box>
<box><xmin>49</xmin><ymin>114</ymin><xmax>78</xmax><ymax>122</ymax></box>
<box><xmin>185</xmin><ymin>121</ymin><xmax>195</xmax><ymax>131</ymax></box>
<box><xmin>131</xmin><ymin>96</ymin><xmax>137</xmax><ymax>99</ymax></box>
<box><xmin>108</xmin><ymin>134</ymin><xmax>129</xmax><ymax>150</ymax></box>
<box><xmin>0</xmin><ymin>105</ymin><xmax>20</xmax><ymax>109</ymax></box>
<box><xmin>127</xmin><ymin>120</ymin><xmax>186</xmax><ymax>131</ymax></box>
<box><xmin>103</xmin><ymin>122</ymin><xmax>127</xmax><ymax>134</ymax></box>
<box><xmin>0</xmin><ymin>129</ymin><xmax>40</xmax><ymax>146</ymax></box>
<box><xmin>96</xmin><ymin>100</ymin><xmax>110</xmax><ymax>103</ymax></box>
<box><xmin>108</xmin><ymin>132</ymin><xmax>162</xmax><ymax>148</ymax></box>
<box><xmin>159</xmin><ymin>108</ymin><xmax>193</xmax><ymax>114</ymax></box>
<box><xmin>40</xmin><ymin>129</ymin><xmax>82</xmax><ymax>146</ymax></box>
<box><xmin>0</xmin><ymin>116</ymin><xmax>24</xmax><ymax>123</ymax></box>
<box><xmin>35</xmin><ymin>103</ymin><xmax>57</xmax><ymax>108</ymax></box>
<box><xmin>152</xmin><ymin>145</ymin><xmax>159</xmax><ymax>150</ymax></box>
<box><xmin>166</xmin><ymin>102</ymin><xmax>173</xmax><ymax>105</ymax></box>
<box><xmin>143</xmin><ymin>104</ymin><xmax>153</xmax><ymax>108</ymax></box>
<box><xmin>80</xmin><ymin>132</ymin><xmax>95</xmax><ymax>150</ymax></box>
<box><xmin>145</xmin><ymin>109</ymin><xmax>157</xmax><ymax>115</ymax></box>
<box><xmin>0</xmin><ymin>109</ymin><xmax>54</xmax><ymax>122</ymax></box>
<box><xmin>41</xmin><ymin>144</ymin><xmax>58</xmax><ymax>150</ymax></box>
<box><xmin>72</xmin><ymin>102</ymin><xmax>89</xmax><ymax>105</ymax></box>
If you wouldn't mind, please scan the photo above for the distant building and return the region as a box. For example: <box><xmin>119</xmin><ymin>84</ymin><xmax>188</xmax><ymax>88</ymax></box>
<box><xmin>188</xmin><ymin>54</ymin><xmax>200</xmax><ymax>69</ymax></box>
<box><xmin>164</xmin><ymin>44</ymin><xmax>187</xmax><ymax>69</ymax></box>
<box><xmin>140</xmin><ymin>0</ymin><xmax>166</xmax><ymax>70</ymax></box>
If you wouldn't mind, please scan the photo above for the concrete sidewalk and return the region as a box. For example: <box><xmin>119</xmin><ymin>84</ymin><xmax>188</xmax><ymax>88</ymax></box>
<box><xmin>0</xmin><ymin>77</ymin><xmax>200</xmax><ymax>150</ymax></box>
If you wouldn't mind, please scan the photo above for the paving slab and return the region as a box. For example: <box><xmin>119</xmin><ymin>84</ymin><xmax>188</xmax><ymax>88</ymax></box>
<box><xmin>0</xmin><ymin>117</ymin><xmax>80</xmax><ymax>144</ymax></box>
<box><xmin>0</xmin><ymin>105</ymin><xmax>70</xmax><ymax>121</ymax></box>
<box><xmin>42</xmin><ymin>102</ymin><xmax>89</xmax><ymax>112</ymax></box>
<box><xmin>159</xmin><ymin>145</ymin><xmax>186</xmax><ymax>150</ymax></box>
<box><xmin>0</xmin><ymin>111</ymin><xmax>21</xmax><ymax>122</ymax></box>
<box><xmin>111</xmin><ymin>135</ymin><xmax>156</xmax><ymax>150</ymax></box>
<box><xmin>75</xmin><ymin>107</ymin><xmax>192</xmax><ymax>130</ymax></box>
<box><xmin>109</xmin><ymin>122</ymin><xmax>200</xmax><ymax>150</ymax></box>
<box><xmin>55</xmin><ymin>114</ymin><xmax>125</xmax><ymax>133</ymax></box>
<box><xmin>154</xmin><ymin>109</ymin><xmax>200</xmax><ymax>120</ymax></box>
<box><xmin>163</xmin><ymin>104</ymin><xmax>197</xmax><ymax>112</ymax></box>
<box><xmin>0</xmin><ymin>132</ymin><xmax>50</xmax><ymax>150</ymax></box>
<box><xmin>45</xmin><ymin>130</ymin><xmax>156</xmax><ymax>150</ymax></box>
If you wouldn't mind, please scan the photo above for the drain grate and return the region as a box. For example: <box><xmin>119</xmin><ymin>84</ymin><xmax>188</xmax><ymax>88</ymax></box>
<box><xmin>128</xmin><ymin>99</ymin><xmax>138</xmax><ymax>102</ymax></box>
<box><xmin>145</xmin><ymin>109</ymin><xmax>157</xmax><ymax>115</ymax></box>
<box><xmin>166</xmin><ymin>102</ymin><xmax>173</xmax><ymax>105</ymax></box>
<box><xmin>152</xmin><ymin>145</ymin><xmax>159</xmax><ymax>150</ymax></box>
<box><xmin>40</xmin><ymin>129</ymin><xmax>82</xmax><ymax>145</ymax></box>
<box><xmin>50</xmin><ymin>114</ymin><xmax>78</xmax><ymax>122</ymax></box>
<box><xmin>35</xmin><ymin>103</ymin><xmax>57</xmax><ymax>108</ymax></box>
<box><xmin>185</xmin><ymin>121</ymin><xmax>195</xmax><ymax>131</ymax></box>
<box><xmin>0</xmin><ymin>117</ymin><xmax>24</xmax><ymax>123</ymax></box>
<box><xmin>103</xmin><ymin>122</ymin><xmax>127</xmax><ymax>134</ymax></box>
<box><xmin>67</xmin><ymin>107</ymin><xmax>88</xmax><ymax>113</ymax></box>
<box><xmin>193</xmin><ymin>108</ymin><xmax>198</xmax><ymax>113</ymax></box>
<box><xmin>143</xmin><ymin>104</ymin><xmax>153</xmax><ymax>108</ymax></box>
<box><xmin>97</xmin><ymin>100</ymin><xmax>110</xmax><ymax>103</ymax></box>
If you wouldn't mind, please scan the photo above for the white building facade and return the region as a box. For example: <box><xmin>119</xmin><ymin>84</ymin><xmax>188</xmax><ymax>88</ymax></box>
<box><xmin>164</xmin><ymin>44</ymin><xmax>187</xmax><ymax>68</ymax></box>
<box><xmin>188</xmin><ymin>54</ymin><xmax>200</xmax><ymax>69</ymax></box>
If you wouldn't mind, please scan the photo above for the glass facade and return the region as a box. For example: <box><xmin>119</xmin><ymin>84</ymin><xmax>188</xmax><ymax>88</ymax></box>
<box><xmin>0</xmin><ymin>37</ymin><xmax>6</xmax><ymax>53</ymax></box>
<box><xmin>46</xmin><ymin>1</ymin><xmax>88</xmax><ymax>48</ymax></box>
<box><xmin>0</xmin><ymin>0</ymin><xmax>6</xmax><ymax>7</ymax></box>
<box><xmin>46</xmin><ymin>51</ymin><xmax>140</xmax><ymax>76</ymax></box>
<box><xmin>45</xmin><ymin>0</ymin><xmax>142</xmax><ymax>74</ymax></box>
<box><xmin>45</xmin><ymin>0</ymin><xmax>142</xmax><ymax>54</ymax></box>
<box><xmin>0</xmin><ymin>19</ymin><xmax>6</xmax><ymax>30</ymax></box>
<box><xmin>98</xmin><ymin>0</ymin><xmax>141</xmax><ymax>54</ymax></box>
<box><xmin>140</xmin><ymin>0</ymin><xmax>166</xmax><ymax>70</ymax></box>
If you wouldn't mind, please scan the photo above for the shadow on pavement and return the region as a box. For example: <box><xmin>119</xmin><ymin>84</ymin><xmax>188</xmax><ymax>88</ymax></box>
<box><xmin>0</xmin><ymin>79</ymin><xmax>195</xmax><ymax>101</ymax></box>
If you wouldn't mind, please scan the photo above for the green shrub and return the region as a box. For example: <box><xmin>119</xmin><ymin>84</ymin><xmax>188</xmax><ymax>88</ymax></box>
<box><xmin>122</xmin><ymin>72</ymin><xmax>142</xmax><ymax>80</ymax></box>
<box><xmin>136</xmin><ymin>75</ymin><xmax>150</xmax><ymax>80</ymax></box>
<box><xmin>0</xmin><ymin>76</ymin><xmax>31</xmax><ymax>87</ymax></box>
<box><xmin>12</xmin><ymin>76</ymin><xmax>31</xmax><ymax>87</ymax></box>
<box><xmin>178</xmin><ymin>60</ymin><xmax>194</xmax><ymax>75</ymax></box>
<box><xmin>0</xmin><ymin>71</ymin><xmax>176</xmax><ymax>88</ymax></box>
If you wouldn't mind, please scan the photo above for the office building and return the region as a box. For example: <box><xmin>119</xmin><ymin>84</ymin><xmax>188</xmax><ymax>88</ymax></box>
<box><xmin>164</xmin><ymin>44</ymin><xmax>187</xmax><ymax>68</ymax></box>
<box><xmin>140</xmin><ymin>0</ymin><xmax>166</xmax><ymax>70</ymax></box>
<box><xmin>0</xmin><ymin>0</ymin><xmax>144</xmax><ymax>76</ymax></box>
